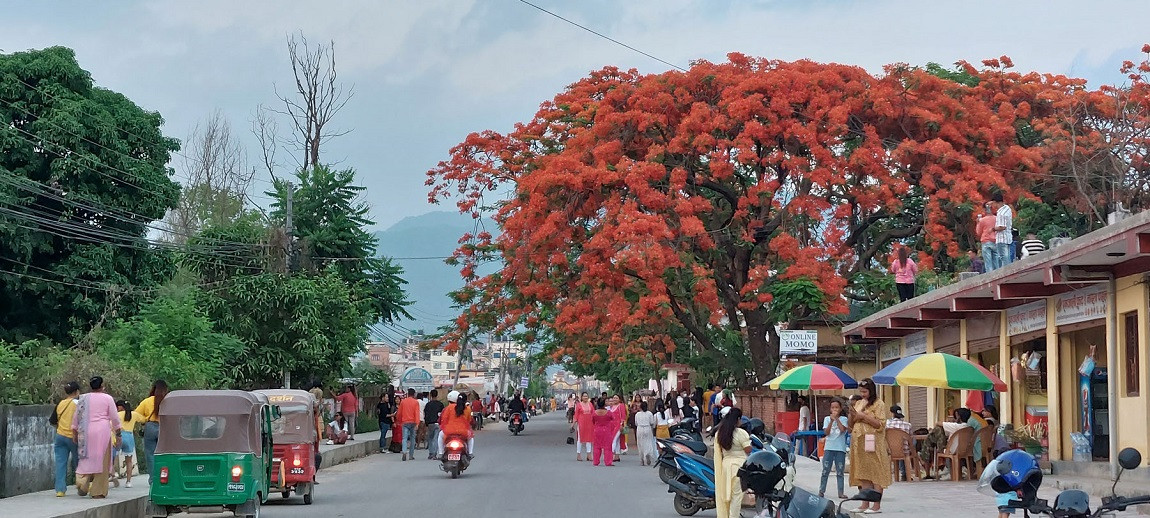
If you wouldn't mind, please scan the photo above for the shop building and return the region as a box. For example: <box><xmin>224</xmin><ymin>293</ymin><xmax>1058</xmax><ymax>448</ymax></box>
<box><xmin>842</xmin><ymin>211</ymin><xmax>1150</xmax><ymax>473</ymax></box>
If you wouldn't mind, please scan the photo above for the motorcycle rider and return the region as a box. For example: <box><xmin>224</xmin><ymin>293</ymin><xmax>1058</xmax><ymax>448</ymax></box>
<box><xmin>508</xmin><ymin>393</ymin><xmax>528</xmax><ymax>423</ymax></box>
<box><xmin>438</xmin><ymin>391</ymin><xmax>474</xmax><ymax>458</ymax></box>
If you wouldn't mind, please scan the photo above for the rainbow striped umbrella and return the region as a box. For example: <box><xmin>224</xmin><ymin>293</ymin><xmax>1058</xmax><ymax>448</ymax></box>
<box><xmin>765</xmin><ymin>364</ymin><xmax>859</xmax><ymax>390</ymax></box>
<box><xmin>872</xmin><ymin>353</ymin><xmax>1007</xmax><ymax>392</ymax></box>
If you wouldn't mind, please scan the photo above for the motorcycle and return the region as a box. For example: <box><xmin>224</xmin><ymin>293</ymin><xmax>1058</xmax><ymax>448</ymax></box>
<box><xmin>439</xmin><ymin>434</ymin><xmax>471</xmax><ymax>479</ymax></box>
<box><xmin>656</xmin><ymin>438</ymin><xmax>709</xmax><ymax>483</ymax></box>
<box><xmin>662</xmin><ymin>431</ymin><xmax>786</xmax><ymax>516</ymax></box>
<box><xmin>670</xmin><ymin>417</ymin><xmax>702</xmax><ymax>443</ymax></box>
<box><xmin>508</xmin><ymin>412</ymin><xmax>525</xmax><ymax>435</ymax></box>
<box><xmin>991</xmin><ymin>447</ymin><xmax>1148</xmax><ymax>518</ymax></box>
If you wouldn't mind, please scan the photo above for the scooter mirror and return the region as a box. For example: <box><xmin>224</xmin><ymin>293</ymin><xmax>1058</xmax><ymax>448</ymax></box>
<box><xmin>1117</xmin><ymin>448</ymin><xmax>1142</xmax><ymax>471</ymax></box>
<box><xmin>850</xmin><ymin>489</ymin><xmax>883</xmax><ymax>503</ymax></box>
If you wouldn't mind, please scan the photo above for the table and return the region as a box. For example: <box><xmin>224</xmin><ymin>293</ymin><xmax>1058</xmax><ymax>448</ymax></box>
<box><xmin>791</xmin><ymin>430</ymin><xmax>825</xmax><ymax>459</ymax></box>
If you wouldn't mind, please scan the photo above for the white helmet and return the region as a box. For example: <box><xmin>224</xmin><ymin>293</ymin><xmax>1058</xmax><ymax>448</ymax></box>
<box><xmin>447</xmin><ymin>390</ymin><xmax>460</xmax><ymax>403</ymax></box>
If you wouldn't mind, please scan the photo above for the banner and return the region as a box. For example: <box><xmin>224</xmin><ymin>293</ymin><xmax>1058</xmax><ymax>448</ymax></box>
<box><xmin>879</xmin><ymin>341</ymin><xmax>901</xmax><ymax>362</ymax></box>
<box><xmin>779</xmin><ymin>329</ymin><xmax>818</xmax><ymax>356</ymax></box>
<box><xmin>1007</xmin><ymin>300</ymin><xmax>1047</xmax><ymax>336</ymax></box>
<box><xmin>1055</xmin><ymin>284</ymin><xmax>1109</xmax><ymax>326</ymax></box>
<box><xmin>399</xmin><ymin>367</ymin><xmax>435</xmax><ymax>392</ymax></box>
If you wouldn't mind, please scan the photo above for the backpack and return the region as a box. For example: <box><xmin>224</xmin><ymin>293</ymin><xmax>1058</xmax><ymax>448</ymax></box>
<box><xmin>49</xmin><ymin>404</ymin><xmax>60</xmax><ymax>427</ymax></box>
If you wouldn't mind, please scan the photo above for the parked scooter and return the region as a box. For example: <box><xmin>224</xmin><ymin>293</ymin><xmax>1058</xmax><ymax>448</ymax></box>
<box><xmin>670</xmin><ymin>417</ymin><xmax>702</xmax><ymax>443</ymax></box>
<box><xmin>979</xmin><ymin>447</ymin><xmax>1149</xmax><ymax>518</ymax></box>
<box><xmin>508</xmin><ymin>412</ymin><xmax>525</xmax><ymax>435</ymax></box>
<box><xmin>741</xmin><ymin>444</ymin><xmax>881</xmax><ymax>518</ymax></box>
<box><xmin>439</xmin><ymin>434</ymin><xmax>471</xmax><ymax>479</ymax></box>
<box><xmin>655</xmin><ymin>438</ymin><xmax>709</xmax><ymax>483</ymax></box>
<box><xmin>661</xmin><ymin>429</ymin><xmax>785</xmax><ymax>516</ymax></box>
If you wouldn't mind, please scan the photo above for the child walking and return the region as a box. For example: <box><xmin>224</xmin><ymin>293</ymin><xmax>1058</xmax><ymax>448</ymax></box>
<box><xmin>819</xmin><ymin>398</ymin><xmax>849</xmax><ymax>498</ymax></box>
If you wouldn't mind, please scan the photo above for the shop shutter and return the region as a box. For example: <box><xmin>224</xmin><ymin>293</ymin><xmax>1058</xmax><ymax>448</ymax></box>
<box><xmin>969</xmin><ymin>337</ymin><xmax>1000</xmax><ymax>355</ymax></box>
<box><xmin>908</xmin><ymin>387</ymin><xmax>928</xmax><ymax>430</ymax></box>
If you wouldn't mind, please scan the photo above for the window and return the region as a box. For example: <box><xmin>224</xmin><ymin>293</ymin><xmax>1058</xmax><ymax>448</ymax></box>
<box><xmin>179</xmin><ymin>416</ymin><xmax>226</xmax><ymax>439</ymax></box>
<box><xmin>434</xmin><ymin>362</ymin><xmax>442</xmax><ymax>370</ymax></box>
<box><xmin>371</xmin><ymin>354</ymin><xmax>380</xmax><ymax>361</ymax></box>
<box><xmin>447</xmin><ymin>363</ymin><xmax>455</xmax><ymax>370</ymax></box>
<box><xmin>1125</xmin><ymin>312</ymin><xmax>1139</xmax><ymax>397</ymax></box>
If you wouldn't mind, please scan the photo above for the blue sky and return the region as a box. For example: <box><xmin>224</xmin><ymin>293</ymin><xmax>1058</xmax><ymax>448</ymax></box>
<box><xmin>3</xmin><ymin>0</ymin><xmax>1149</xmax><ymax>229</ymax></box>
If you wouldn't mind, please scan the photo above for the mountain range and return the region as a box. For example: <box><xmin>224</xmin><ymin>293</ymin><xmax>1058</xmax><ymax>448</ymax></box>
<box><xmin>373</xmin><ymin>211</ymin><xmax>497</xmax><ymax>340</ymax></box>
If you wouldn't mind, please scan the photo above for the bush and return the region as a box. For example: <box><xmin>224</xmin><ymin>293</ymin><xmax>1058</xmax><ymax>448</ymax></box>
<box><xmin>0</xmin><ymin>339</ymin><xmax>152</xmax><ymax>405</ymax></box>
<box><xmin>354</xmin><ymin>413</ymin><xmax>380</xmax><ymax>434</ymax></box>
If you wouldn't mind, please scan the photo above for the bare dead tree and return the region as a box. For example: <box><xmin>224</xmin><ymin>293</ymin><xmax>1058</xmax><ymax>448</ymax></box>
<box><xmin>273</xmin><ymin>33</ymin><xmax>354</xmax><ymax>171</ymax></box>
<box><xmin>251</xmin><ymin>103</ymin><xmax>281</xmax><ymax>181</ymax></box>
<box><xmin>162</xmin><ymin>109</ymin><xmax>254</xmax><ymax>243</ymax></box>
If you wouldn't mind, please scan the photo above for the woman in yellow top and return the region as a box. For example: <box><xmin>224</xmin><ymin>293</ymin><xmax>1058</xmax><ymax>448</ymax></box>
<box><xmin>713</xmin><ymin>406</ymin><xmax>752</xmax><ymax>518</ymax></box>
<box><xmin>847</xmin><ymin>378</ymin><xmax>891</xmax><ymax>514</ymax></box>
<box><xmin>133</xmin><ymin>380</ymin><xmax>169</xmax><ymax>484</ymax></box>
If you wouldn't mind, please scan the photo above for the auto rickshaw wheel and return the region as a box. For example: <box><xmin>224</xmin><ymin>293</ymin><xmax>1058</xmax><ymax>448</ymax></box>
<box><xmin>281</xmin><ymin>490</ymin><xmax>290</xmax><ymax>499</ymax></box>
<box><xmin>302</xmin><ymin>482</ymin><xmax>314</xmax><ymax>504</ymax></box>
<box><xmin>304</xmin><ymin>492</ymin><xmax>313</xmax><ymax>504</ymax></box>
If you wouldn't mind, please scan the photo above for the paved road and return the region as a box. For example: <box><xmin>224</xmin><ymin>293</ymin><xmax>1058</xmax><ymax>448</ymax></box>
<box><xmin>261</xmin><ymin>411</ymin><xmax>678</xmax><ymax>518</ymax></box>
<box><xmin>175</xmin><ymin>412</ymin><xmax>1146</xmax><ymax>518</ymax></box>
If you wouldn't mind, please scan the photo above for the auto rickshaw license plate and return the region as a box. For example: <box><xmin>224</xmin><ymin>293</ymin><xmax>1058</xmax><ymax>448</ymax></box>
<box><xmin>290</xmin><ymin>467</ymin><xmax>305</xmax><ymax>475</ymax></box>
<box><xmin>227</xmin><ymin>482</ymin><xmax>245</xmax><ymax>492</ymax></box>
<box><xmin>447</xmin><ymin>453</ymin><xmax>461</xmax><ymax>461</ymax></box>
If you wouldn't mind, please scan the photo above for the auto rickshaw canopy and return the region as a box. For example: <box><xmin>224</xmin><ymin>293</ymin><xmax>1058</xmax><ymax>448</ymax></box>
<box><xmin>157</xmin><ymin>390</ymin><xmax>269</xmax><ymax>455</ymax></box>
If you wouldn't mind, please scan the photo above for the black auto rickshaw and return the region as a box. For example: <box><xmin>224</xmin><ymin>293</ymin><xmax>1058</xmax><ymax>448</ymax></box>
<box><xmin>145</xmin><ymin>390</ymin><xmax>276</xmax><ymax>518</ymax></box>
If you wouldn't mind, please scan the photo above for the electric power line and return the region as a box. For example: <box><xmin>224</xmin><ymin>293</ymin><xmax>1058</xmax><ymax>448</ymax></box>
<box><xmin>515</xmin><ymin>0</ymin><xmax>687</xmax><ymax>72</ymax></box>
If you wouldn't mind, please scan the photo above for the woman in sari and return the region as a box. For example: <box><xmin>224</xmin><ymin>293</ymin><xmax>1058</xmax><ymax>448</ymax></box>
<box><xmin>73</xmin><ymin>377</ymin><xmax>121</xmax><ymax>498</ymax></box>
<box><xmin>572</xmin><ymin>392</ymin><xmax>594</xmax><ymax>461</ymax></box>
<box><xmin>848</xmin><ymin>378</ymin><xmax>891</xmax><ymax>513</ymax></box>
<box><xmin>632</xmin><ymin>401</ymin><xmax>657</xmax><ymax>466</ymax></box>
<box><xmin>714</xmin><ymin>406</ymin><xmax>752</xmax><ymax>518</ymax></box>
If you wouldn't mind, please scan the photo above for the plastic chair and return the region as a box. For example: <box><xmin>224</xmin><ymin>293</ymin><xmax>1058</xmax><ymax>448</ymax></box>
<box><xmin>975</xmin><ymin>426</ymin><xmax>997</xmax><ymax>470</ymax></box>
<box><xmin>886</xmin><ymin>428</ymin><xmax>918</xmax><ymax>482</ymax></box>
<box><xmin>935</xmin><ymin>427</ymin><xmax>976</xmax><ymax>481</ymax></box>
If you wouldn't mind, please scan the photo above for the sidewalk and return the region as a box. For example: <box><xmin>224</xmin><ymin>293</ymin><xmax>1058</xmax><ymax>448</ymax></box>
<box><xmin>2</xmin><ymin>431</ymin><xmax>381</xmax><ymax>518</ymax></box>
<box><xmin>789</xmin><ymin>456</ymin><xmax>1149</xmax><ymax>516</ymax></box>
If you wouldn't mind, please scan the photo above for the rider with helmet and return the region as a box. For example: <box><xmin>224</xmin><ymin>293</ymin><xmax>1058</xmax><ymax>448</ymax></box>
<box><xmin>508</xmin><ymin>393</ymin><xmax>528</xmax><ymax>422</ymax></box>
<box><xmin>438</xmin><ymin>391</ymin><xmax>474</xmax><ymax>457</ymax></box>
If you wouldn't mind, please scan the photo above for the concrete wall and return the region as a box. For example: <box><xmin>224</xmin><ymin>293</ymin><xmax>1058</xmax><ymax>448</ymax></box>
<box><xmin>0</xmin><ymin>404</ymin><xmax>56</xmax><ymax>498</ymax></box>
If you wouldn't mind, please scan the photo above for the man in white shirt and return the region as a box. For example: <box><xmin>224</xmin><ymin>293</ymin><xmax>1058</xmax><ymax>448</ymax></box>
<box><xmin>992</xmin><ymin>193</ymin><xmax>1014</xmax><ymax>269</ymax></box>
<box><xmin>797</xmin><ymin>396</ymin><xmax>811</xmax><ymax>431</ymax></box>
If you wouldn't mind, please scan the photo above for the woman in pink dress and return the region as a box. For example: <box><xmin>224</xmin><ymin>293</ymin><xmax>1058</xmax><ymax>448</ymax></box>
<box><xmin>72</xmin><ymin>377</ymin><xmax>121</xmax><ymax>498</ymax></box>
<box><xmin>591</xmin><ymin>398</ymin><xmax>617</xmax><ymax>466</ymax></box>
<box><xmin>572</xmin><ymin>392</ymin><xmax>595</xmax><ymax>461</ymax></box>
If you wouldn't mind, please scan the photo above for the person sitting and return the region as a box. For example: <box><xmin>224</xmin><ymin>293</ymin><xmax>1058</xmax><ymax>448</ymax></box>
<box><xmin>918</xmin><ymin>408</ymin><xmax>972</xmax><ymax>478</ymax></box>
<box><xmin>885</xmin><ymin>405</ymin><xmax>912</xmax><ymax>433</ymax></box>
<box><xmin>327</xmin><ymin>412</ymin><xmax>349</xmax><ymax>445</ymax></box>
<box><xmin>438</xmin><ymin>391</ymin><xmax>474</xmax><ymax>458</ymax></box>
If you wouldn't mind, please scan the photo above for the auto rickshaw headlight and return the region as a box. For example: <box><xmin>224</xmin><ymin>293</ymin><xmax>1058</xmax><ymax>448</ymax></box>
<box><xmin>231</xmin><ymin>465</ymin><xmax>243</xmax><ymax>482</ymax></box>
<box><xmin>293</xmin><ymin>456</ymin><xmax>302</xmax><ymax>467</ymax></box>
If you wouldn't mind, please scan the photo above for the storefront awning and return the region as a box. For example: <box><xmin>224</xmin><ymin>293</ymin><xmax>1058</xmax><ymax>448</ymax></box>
<box><xmin>843</xmin><ymin>210</ymin><xmax>1150</xmax><ymax>342</ymax></box>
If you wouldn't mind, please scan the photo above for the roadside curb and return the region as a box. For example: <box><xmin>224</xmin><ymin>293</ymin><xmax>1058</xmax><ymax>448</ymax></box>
<box><xmin>10</xmin><ymin>433</ymin><xmax>381</xmax><ymax>518</ymax></box>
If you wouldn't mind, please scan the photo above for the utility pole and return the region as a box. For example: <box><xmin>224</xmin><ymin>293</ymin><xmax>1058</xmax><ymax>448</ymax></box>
<box><xmin>282</xmin><ymin>181</ymin><xmax>295</xmax><ymax>390</ymax></box>
<box><xmin>452</xmin><ymin>331</ymin><xmax>468</xmax><ymax>387</ymax></box>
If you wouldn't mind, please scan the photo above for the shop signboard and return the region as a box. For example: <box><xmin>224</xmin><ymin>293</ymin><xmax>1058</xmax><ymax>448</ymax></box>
<box><xmin>779</xmin><ymin>329</ymin><xmax>818</xmax><ymax>356</ymax></box>
<box><xmin>879</xmin><ymin>340</ymin><xmax>901</xmax><ymax>362</ymax></box>
<box><xmin>904</xmin><ymin>331</ymin><xmax>928</xmax><ymax>356</ymax></box>
<box><xmin>399</xmin><ymin>367</ymin><xmax>435</xmax><ymax>392</ymax></box>
<box><xmin>1055</xmin><ymin>284</ymin><xmax>1109</xmax><ymax>326</ymax></box>
<box><xmin>1007</xmin><ymin>300</ymin><xmax>1048</xmax><ymax>336</ymax></box>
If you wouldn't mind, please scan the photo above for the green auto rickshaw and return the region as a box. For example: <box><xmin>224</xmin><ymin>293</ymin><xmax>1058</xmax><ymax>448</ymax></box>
<box><xmin>144</xmin><ymin>390</ymin><xmax>277</xmax><ymax>518</ymax></box>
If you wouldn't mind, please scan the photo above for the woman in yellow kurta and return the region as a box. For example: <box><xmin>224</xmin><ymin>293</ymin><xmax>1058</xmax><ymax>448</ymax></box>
<box><xmin>713</xmin><ymin>407</ymin><xmax>752</xmax><ymax>518</ymax></box>
<box><xmin>848</xmin><ymin>378</ymin><xmax>891</xmax><ymax>513</ymax></box>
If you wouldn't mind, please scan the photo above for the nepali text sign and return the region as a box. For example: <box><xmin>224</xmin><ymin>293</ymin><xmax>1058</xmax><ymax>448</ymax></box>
<box><xmin>879</xmin><ymin>341</ymin><xmax>901</xmax><ymax>362</ymax></box>
<box><xmin>1007</xmin><ymin>300</ymin><xmax>1047</xmax><ymax>336</ymax></box>
<box><xmin>1055</xmin><ymin>284</ymin><xmax>1109</xmax><ymax>326</ymax></box>
<box><xmin>519</xmin><ymin>377</ymin><xmax>529</xmax><ymax>389</ymax></box>
<box><xmin>779</xmin><ymin>330</ymin><xmax>818</xmax><ymax>356</ymax></box>
<box><xmin>399</xmin><ymin>367</ymin><xmax>435</xmax><ymax>392</ymax></box>
<box><xmin>904</xmin><ymin>331</ymin><xmax>928</xmax><ymax>356</ymax></box>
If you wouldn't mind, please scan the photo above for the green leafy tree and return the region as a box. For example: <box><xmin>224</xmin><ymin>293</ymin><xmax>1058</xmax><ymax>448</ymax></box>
<box><xmin>94</xmin><ymin>287</ymin><xmax>241</xmax><ymax>390</ymax></box>
<box><xmin>0</xmin><ymin>46</ymin><xmax>180</xmax><ymax>344</ymax></box>
<box><xmin>269</xmin><ymin>165</ymin><xmax>410</xmax><ymax>324</ymax></box>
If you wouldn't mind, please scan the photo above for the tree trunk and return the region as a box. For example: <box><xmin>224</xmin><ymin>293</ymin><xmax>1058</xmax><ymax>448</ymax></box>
<box><xmin>742</xmin><ymin>310</ymin><xmax>777</xmax><ymax>387</ymax></box>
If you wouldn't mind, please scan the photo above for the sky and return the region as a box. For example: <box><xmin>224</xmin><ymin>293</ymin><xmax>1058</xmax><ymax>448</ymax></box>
<box><xmin>3</xmin><ymin>0</ymin><xmax>1150</xmax><ymax>231</ymax></box>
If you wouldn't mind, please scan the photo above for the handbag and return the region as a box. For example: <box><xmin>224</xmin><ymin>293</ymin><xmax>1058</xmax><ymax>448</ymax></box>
<box><xmin>863</xmin><ymin>433</ymin><xmax>876</xmax><ymax>453</ymax></box>
<box><xmin>566</xmin><ymin>435</ymin><xmax>575</xmax><ymax>445</ymax></box>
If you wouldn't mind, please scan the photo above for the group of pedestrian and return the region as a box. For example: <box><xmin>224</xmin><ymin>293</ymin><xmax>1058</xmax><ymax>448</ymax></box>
<box><xmin>52</xmin><ymin>377</ymin><xmax>167</xmax><ymax>499</ymax></box>
<box><xmin>375</xmin><ymin>386</ymin><xmax>478</xmax><ymax>461</ymax></box>
<box><xmin>974</xmin><ymin>195</ymin><xmax>1047</xmax><ymax>274</ymax></box>
<box><xmin>571</xmin><ymin>392</ymin><xmax>631</xmax><ymax>465</ymax></box>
